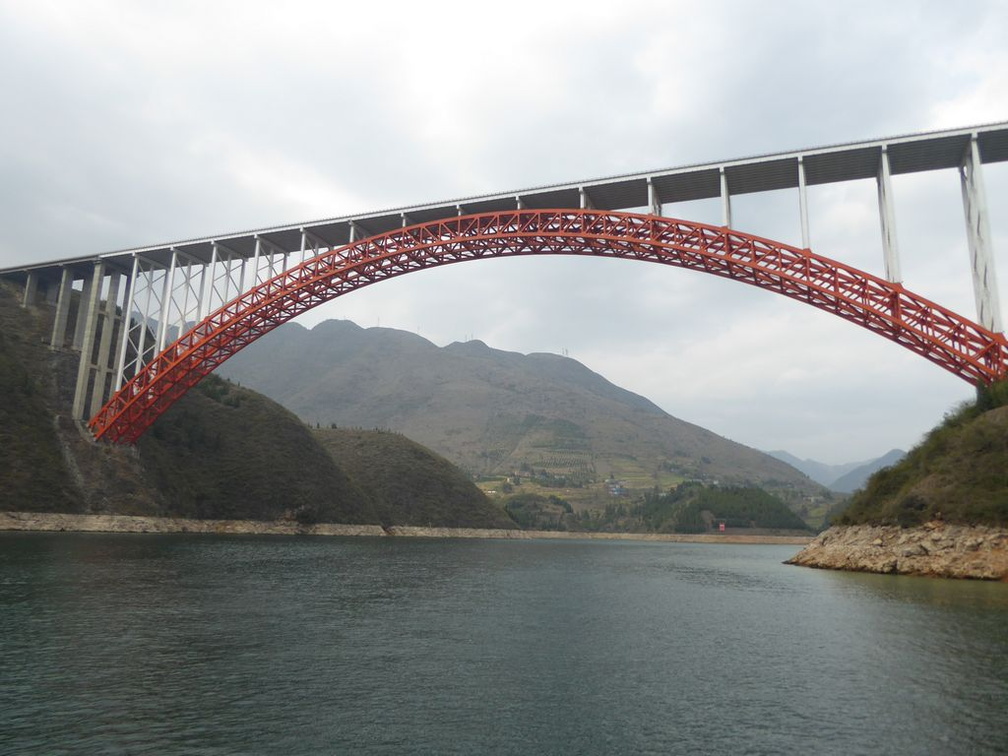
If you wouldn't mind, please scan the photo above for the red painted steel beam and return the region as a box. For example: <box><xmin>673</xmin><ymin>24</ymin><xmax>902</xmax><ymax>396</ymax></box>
<box><xmin>89</xmin><ymin>210</ymin><xmax>1008</xmax><ymax>444</ymax></box>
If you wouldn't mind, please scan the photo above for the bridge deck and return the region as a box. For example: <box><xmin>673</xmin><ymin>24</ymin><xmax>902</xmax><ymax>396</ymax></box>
<box><xmin>2</xmin><ymin>121</ymin><xmax>1007</xmax><ymax>282</ymax></box>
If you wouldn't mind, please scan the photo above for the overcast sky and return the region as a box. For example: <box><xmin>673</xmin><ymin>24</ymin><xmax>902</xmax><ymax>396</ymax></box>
<box><xmin>1</xmin><ymin>0</ymin><xmax>1006</xmax><ymax>464</ymax></box>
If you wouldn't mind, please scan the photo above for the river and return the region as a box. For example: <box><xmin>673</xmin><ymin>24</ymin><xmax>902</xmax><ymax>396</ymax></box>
<box><xmin>1</xmin><ymin>532</ymin><xmax>1006</xmax><ymax>754</ymax></box>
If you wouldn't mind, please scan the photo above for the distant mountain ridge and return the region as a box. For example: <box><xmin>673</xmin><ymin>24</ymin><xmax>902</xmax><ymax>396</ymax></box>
<box><xmin>219</xmin><ymin>319</ymin><xmax>822</xmax><ymax>499</ymax></box>
<box><xmin>767</xmin><ymin>449</ymin><xmax>906</xmax><ymax>492</ymax></box>
<box><xmin>829</xmin><ymin>449</ymin><xmax>906</xmax><ymax>493</ymax></box>
<box><xmin>765</xmin><ymin>451</ymin><xmax>858</xmax><ymax>487</ymax></box>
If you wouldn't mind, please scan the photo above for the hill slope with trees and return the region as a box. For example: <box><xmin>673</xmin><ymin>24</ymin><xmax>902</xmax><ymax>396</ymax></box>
<box><xmin>0</xmin><ymin>282</ymin><xmax>513</xmax><ymax>528</ymax></box>
<box><xmin>0</xmin><ymin>293</ymin><xmax>80</xmax><ymax>512</ymax></box>
<box><xmin>496</xmin><ymin>483</ymin><xmax>813</xmax><ymax>534</ymax></box>
<box><xmin>314</xmin><ymin>428</ymin><xmax>514</xmax><ymax>528</ymax></box>
<box><xmin>835</xmin><ymin>381</ymin><xmax>1008</xmax><ymax>527</ymax></box>
<box><xmin>137</xmin><ymin>375</ymin><xmax>378</xmax><ymax>524</ymax></box>
<box><xmin>788</xmin><ymin>383</ymin><xmax>1008</xmax><ymax>579</ymax></box>
<box><xmin>638</xmin><ymin>482</ymin><xmax>813</xmax><ymax>534</ymax></box>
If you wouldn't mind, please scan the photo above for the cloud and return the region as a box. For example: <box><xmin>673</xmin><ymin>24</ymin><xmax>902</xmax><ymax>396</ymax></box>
<box><xmin>0</xmin><ymin>0</ymin><xmax>1005</xmax><ymax>464</ymax></box>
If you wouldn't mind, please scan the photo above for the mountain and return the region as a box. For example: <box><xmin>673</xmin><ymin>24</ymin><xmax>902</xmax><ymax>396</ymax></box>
<box><xmin>139</xmin><ymin>380</ymin><xmax>514</xmax><ymax>527</ymax></box>
<box><xmin>828</xmin><ymin>449</ymin><xmax>906</xmax><ymax>493</ymax></box>
<box><xmin>0</xmin><ymin>282</ymin><xmax>512</xmax><ymax>528</ymax></box>
<box><xmin>765</xmin><ymin>451</ymin><xmax>860</xmax><ymax>487</ymax></box>
<box><xmin>314</xmin><ymin>428</ymin><xmax>514</xmax><ymax>528</ymax></box>
<box><xmin>0</xmin><ymin>291</ymin><xmax>80</xmax><ymax>512</ymax></box>
<box><xmin>766</xmin><ymin>449</ymin><xmax>906</xmax><ymax>491</ymax></box>
<box><xmin>218</xmin><ymin>319</ymin><xmax>822</xmax><ymax>502</ymax></box>
<box><xmin>137</xmin><ymin>374</ymin><xmax>378</xmax><ymax>523</ymax></box>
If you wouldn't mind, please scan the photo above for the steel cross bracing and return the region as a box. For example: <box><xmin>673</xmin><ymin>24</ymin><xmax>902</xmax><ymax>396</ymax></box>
<box><xmin>88</xmin><ymin>209</ymin><xmax>1008</xmax><ymax>445</ymax></box>
<box><xmin>3</xmin><ymin>121</ymin><xmax>1008</xmax><ymax>429</ymax></box>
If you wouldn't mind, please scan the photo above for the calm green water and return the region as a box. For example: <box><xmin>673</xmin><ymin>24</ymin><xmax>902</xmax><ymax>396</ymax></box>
<box><xmin>1</xmin><ymin>533</ymin><xmax>1006</xmax><ymax>755</ymax></box>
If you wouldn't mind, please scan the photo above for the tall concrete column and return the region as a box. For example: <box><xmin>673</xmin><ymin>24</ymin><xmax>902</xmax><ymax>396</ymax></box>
<box><xmin>720</xmin><ymin>168</ymin><xmax>732</xmax><ymax>227</ymax></box>
<box><xmin>877</xmin><ymin>146</ymin><xmax>902</xmax><ymax>284</ymax></box>
<box><xmin>72</xmin><ymin>272</ymin><xmax>96</xmax><ymax>351</ymax></box>
<box><xmin>960</xmin><ymin>134</ymin><xmax>1002</xmax><ymax>333</ymax></box>
<box><xmin>50</xmin><ymin>267</ymin><xmax>74</xmax><ymax>349</ymax></box>
<box><xmin>89</xmin><ymin>271</ymin><xmax>121</xmax><ymax>418</ymax></box>
<box><xmin>156</xmin><ymin>250</ymin><xmax>178</xmax><ymax>354</ymax></box>
<box><xmin>72</xmin><ymin>262</ymin><xmax>105</xmax><ymax>420</ymax></box>
<box><xmin>647</xmin><ymin>178</ymin><xmax>662</xmax><ymax>217</ymax></box>
<box><xmin>21</xmin><ymin>272</ymin><xmax>38</xmax><ymax>307</ymax></box>
<box><xmin>250</xmin><ymin>238</ymin><xmax>264</xmax><ymax>285</ymax></box>
<box><xmin>797</xmin><ymin>157</ymin><xmax>810</xmax><ymax>249</ymax></box>
<box><xmin>113</xmin><ymin>256</ymin><xmax>139</xmax><ymax>392</ymax></box>
<box><xmin>195</xmin><ymin>259</ymin><xmax>210</xmax><ymax>321</ymax></box>
<box><xmin>132</xmin><ymin>259</ymin><xmax>160</xmax><ymax>381</ymax></box>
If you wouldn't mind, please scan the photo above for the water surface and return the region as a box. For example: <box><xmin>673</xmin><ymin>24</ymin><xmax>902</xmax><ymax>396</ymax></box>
<box><xmin>1</xmin><ymin>533</ymin><xmax>1005</xmax><ymax>754</ymax></box>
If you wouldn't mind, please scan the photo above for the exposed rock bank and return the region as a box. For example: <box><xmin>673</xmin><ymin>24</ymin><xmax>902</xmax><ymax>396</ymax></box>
<box><xmin>0</xmin><ymin>511</ymin><xmax>386</xmax><ymax>537</ymax></box>
<box><xmin>786</xmin><ymin>522</ymin><xmax>1008</xmax><ymax>580</ymax></box>
<box><xmin>0</xmin><ymin>511</ymin><xmax>811</xmax><ymax>544</ymax></box>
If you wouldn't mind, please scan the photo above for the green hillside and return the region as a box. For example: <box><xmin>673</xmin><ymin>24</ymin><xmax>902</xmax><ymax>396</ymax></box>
<box><xmin>0</xmin><ymin>285</ymin><xmax>80</xmax><ymax>512</ymax></box>
<box><xmin>138</xmin><ymin>375</ymin><xmax>378</xmax><ymax>524</ymax></box>
<box><xmin>637</xmin><ymin>482</ymin><xmax>813</xmax><ymax>534</ymax></box>
<box><xmin>0</xmin><ymin>283</ymin><xmax>515</xmax><ymax>529</ymax></box>
<box><xmin>496</xmin><ymin>483</ymin><xmax>813</xmax><ymax>533</ymax></box>
<box><xmin>836</xmin><ymin>381</ymin><xmax>1008</xmax><ymax>527</ymax></box>
<box><xmin>314</xmin><ymin>428</ymin><xmax>514</xmax><ymax>528</ymax></box>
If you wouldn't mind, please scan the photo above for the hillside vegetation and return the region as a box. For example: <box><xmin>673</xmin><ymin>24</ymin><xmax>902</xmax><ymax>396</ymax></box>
<box><xmin>0</xmin><ymin>286</ymin><xmax>79</xmax><ymax>511</ymax></box>
<box><xmin>220</xmin><ymin>320</ymin><xmax>823</xmax><ymax>509</ymax></box>
<box><xmin>0</xmin><ymin>283</ymin><xmax>515</xmax><ymax>528</ymax></box>
<box><xmin>498</xmin><ymin>483</ymin><xmax>812</xmax><ymax>534</ymax></box>
<box><xmin>637</xmin><ymin>482</ymin><xmax>813</xmax><ymax>534</ymax></box>
<box><xmin>836</xmin><ymin>381</ymin><xmax>1008</xmax><ymax>527</ymax></box>
<box><xmin>138</xmin><ymin>375</ymin><xmax>378</xmax><ymax>524</ymax></box>
<box><xmin>314</xmin><ymin>427</ymin><xmax>514</xmax><ymax>528</ymax></box>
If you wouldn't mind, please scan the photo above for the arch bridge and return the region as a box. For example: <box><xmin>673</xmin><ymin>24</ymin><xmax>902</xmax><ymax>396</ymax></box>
<box><xmin>2</xmin><ymin>123</ymin><xmax>1007</xmax><ymax>443</ymax></box>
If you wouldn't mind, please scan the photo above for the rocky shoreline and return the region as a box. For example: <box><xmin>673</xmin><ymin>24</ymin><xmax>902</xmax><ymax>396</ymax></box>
<box><xmin>8</xmin><ymin>514</ymin><xmax>1006</xmax><ymax>579</ymax></box>
<box><xmin>0</xmin><ymin>511</ymin><xmax>811</xmax><ymax>545</ymax></box>
<box><xmin>786</xmin><ymin>522</ymin><xmax>1008</xmax><ymax>580</ymax></box>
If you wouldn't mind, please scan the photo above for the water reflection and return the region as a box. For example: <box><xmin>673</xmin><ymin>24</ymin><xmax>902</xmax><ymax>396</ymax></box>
<box><xmin>818</xmin><ymin>565</ymin><xmax>1008</xmax><ymax>611</ymax></box>
<box><xmin>1</xmin><ymin>533</ymin><xmax>1006</xmax><ymax>755</ymax></box>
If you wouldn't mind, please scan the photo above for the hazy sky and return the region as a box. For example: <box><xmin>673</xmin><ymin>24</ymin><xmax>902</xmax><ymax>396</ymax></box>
<box><xmin>1</xmin><ymin>0</ymin><xmax>1006</xmax><ymax>464</ymax></box>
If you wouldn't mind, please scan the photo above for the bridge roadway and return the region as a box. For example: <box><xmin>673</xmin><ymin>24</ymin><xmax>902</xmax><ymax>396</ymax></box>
<box><xmin>4</xmin><ymin>122</ymin><xmax>1007</xmax><ymax>284</ymax></box>
<box><xmin>1</xmin><ymin>122</ymin><xmax>1006</xmax><ymax>425</ymax></box>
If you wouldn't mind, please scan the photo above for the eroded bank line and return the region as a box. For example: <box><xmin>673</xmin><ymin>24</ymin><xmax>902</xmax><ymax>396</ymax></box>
<box><xmin>0</xmin><ymin>512</ymin><xmax>812</xmax><ymax>544</ymax></box>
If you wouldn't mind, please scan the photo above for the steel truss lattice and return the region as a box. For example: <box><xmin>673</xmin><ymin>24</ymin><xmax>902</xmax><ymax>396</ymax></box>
<box><xmin>89</xmin><ymin>210</ymin><xmax>1008</xmax><ymax>444</ymax></box>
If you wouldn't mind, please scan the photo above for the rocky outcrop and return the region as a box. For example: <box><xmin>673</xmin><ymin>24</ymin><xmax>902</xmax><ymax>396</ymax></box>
<box><xmin>786</xmin><ymin>522</ymin><xmax>1008</xmax><ymax>580</ymax></box>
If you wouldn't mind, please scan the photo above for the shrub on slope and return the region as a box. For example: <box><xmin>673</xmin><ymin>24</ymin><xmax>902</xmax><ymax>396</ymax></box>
<box><xmin>315</xmin><ymin>427</ymin><xmax>516</xmax><ymax>529</ymax></box>
<box><xmin>139</xmin><ymin>375</ymin><xmax>378</xmax><ymax>524</ymax></box>
<box><xmin>837</xmin><ymin>381</ymin><xmax>1008</xmax><ymax>527</ymax></box>
<box><xmin>0</xmin><ymin>283</ymin><xmax>80</xmax><ymax>512</ymax></box>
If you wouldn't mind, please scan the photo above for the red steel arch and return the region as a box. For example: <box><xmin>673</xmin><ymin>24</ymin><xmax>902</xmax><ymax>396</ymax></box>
<box><xmin>90</xmin><ymin>209</ymin><xmax>1008</xmax><ymax>444</ymax></box>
